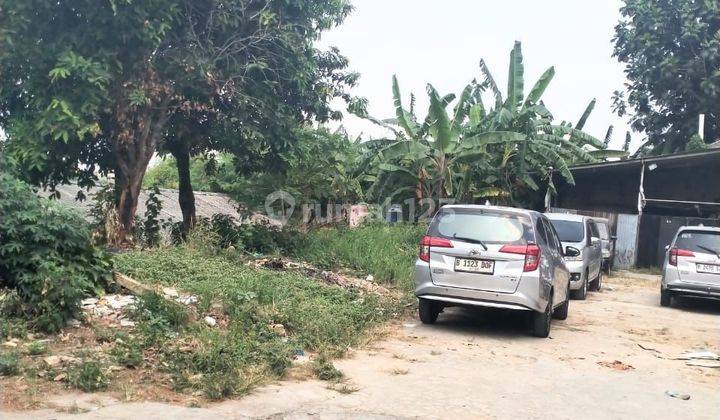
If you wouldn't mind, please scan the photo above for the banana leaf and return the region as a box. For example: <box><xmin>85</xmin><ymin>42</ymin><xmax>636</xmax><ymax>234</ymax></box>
<box><xmin>426</xmin><ymin>84</ymin><xmax>453</xmax><ymax>153</ymax></box>
<box><xmin>392</xmin><ymin>75</ymin><xmax>420</xmax><ymax>138</ymax></box>
<box><xmin>523</xmin><ymin>66</ymin><xmax>555</xmax><ymax>109</ymax></box>
<box><xmin>575</xmin><ymin>98</ymin><xmax>596</xmax><ymax>130</ymax></box>
<box><xmin>505</xmin><ymin>41</ymin><xmax>524</xmax><ymax>112</ymax></box>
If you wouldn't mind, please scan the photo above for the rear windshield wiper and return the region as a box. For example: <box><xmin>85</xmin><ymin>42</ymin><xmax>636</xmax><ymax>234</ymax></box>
<box><xmin>452</xmin><ymin>234</ymin><xmax>488</xmax><ymax>250</ymax></box>
<box><xmin>697</xmin><ymin>245</ymin><xmax>720</xmax><ymax>258</ymax></box>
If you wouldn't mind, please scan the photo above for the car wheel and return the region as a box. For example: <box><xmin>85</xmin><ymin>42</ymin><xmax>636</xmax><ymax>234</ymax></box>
<box><xmin>590</xmin><ymin>269</ymin><xmax>603</xmax><ymax>292</ymax></box>
<box><xmin>660</xmin><ymin>287</ymin><xmax>672</xmax><ymax>307</ymax></box>
<box><xmin>552</xmin><ymin>285</ymin><xmax>570</xmax><ymax>320</ymax></box>
<box><xmin>571</xmin><ymin>272</ymin><xmax>588</xmax><ymax>300</ymax></box>
<box><xmin>532</xmin><ymin>293</ymin><xmax>553</xmax><ymax>337</ymax></box>
<box><xmin>418</xmin><ymin>298</ymin><xmax>439</xmax><ymax>324</ymax></box>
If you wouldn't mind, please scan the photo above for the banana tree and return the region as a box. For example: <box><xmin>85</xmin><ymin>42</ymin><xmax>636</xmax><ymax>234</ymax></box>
<box><xmin>355</xmin><ymin>78</ymin><xmax>526</xmax><ymax>205</ymax></box>
<box><xmin>470</xmin><ymin>41</ymin><xmax>618</xmax><ymax>204</ymax></box>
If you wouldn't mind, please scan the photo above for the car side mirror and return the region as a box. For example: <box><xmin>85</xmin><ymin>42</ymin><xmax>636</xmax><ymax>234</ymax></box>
<box><xmin>564</xmin><ymin>246</ymin><xmax>581</xmax><ymax>257</ymax></box>
<box><xmin>664</xmin><ymin>244</ymin><xmax>670</xmax><ymax>251</ymax></box>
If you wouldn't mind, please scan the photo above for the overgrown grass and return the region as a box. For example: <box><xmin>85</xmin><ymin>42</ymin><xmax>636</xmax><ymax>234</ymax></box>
<box><xmin>114</xmin><ymin>245</ymin><xmax>399</xmax><ymax>398</ymax></box>
<box><xmin>292</xmin><ymin>223</ymin><xmax>425</xmax><ymax>290</ymax></box>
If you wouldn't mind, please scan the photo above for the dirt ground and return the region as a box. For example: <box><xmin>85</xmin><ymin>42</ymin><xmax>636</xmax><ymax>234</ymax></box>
<box><xmin>3</xmin><ymin>273</ymin><xmax>719</xmax><ymax>419</ymax></box>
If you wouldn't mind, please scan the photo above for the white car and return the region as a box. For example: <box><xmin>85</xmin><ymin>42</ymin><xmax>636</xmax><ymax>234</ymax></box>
<box><xmin>661</xmin><ymin>226</ymin><xmax>720</xmax><ymax>306</ymax></box>
<box><xmin>545</xmin><ymin>213</ymin><xmax>603</xmax><ymax>299</ymax></box>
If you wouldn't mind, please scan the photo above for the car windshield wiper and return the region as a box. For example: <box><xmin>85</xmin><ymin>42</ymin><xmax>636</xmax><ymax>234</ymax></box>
<box><xmin>697</xmin><ymin>245</ymin><xmax>720</xmax><ymax>258</ymax></box>
<box><xmin>452</xmin><ymin>234</ymin><xmax>488</xmax><ymax>250</ymax></box>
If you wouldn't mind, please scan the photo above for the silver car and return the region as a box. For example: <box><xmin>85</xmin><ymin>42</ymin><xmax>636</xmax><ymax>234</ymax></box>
<box><xmin>545</xmin><ymin>213</ymin><xmax>603</xmax><ymax>299</ymax></box>
<box><xmin>661</xmin><ymin>226</ymin><xmax>720</xmax><ymax>306</ymax></box>
<box><xmin>414</xmin><ymin>205</ymin><xmax>572</xmax><ymax>337</ymax></box>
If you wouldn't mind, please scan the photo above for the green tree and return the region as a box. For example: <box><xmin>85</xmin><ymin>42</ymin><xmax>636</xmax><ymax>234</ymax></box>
<box><xmin>356</xmin><ymin>42</ymin><xmax>612</xmax><ymax>208</ymax></box>
<box><xmin>0</xmin><ymin>0</ymin><xmax>354</xmax><ymax>244</ymax></box>
<box><xmin>613</xmin><ymin>0</ymin><xmax>720</xmax><ymax>154</ymax></box>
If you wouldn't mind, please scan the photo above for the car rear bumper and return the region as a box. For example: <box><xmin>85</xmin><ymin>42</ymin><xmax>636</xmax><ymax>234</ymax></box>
<box><xmin>665</xmin><ymin>282</ymin><xmax>720</xmax><ymax>298</ymax></box>
<box><xmin>414</xmin><ymin>261</ymin><xmax>548</xmax><ymax>313</ymax></box>
<box><xmin>663</xmin><ymin>266</ymin><xmax>720</xmax><ymax>297</ymax></box>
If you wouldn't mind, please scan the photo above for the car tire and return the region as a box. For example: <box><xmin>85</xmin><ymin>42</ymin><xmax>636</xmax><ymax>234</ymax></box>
<box><xmin>532</xmin><ymin>294</ymin><xmax>553</xmax><ymax>338</ymax></box>
<box><xmin>418</xmin><ymin>298</ymin><xmax>439</xmax><ymax>324</ymax></box>
<box><xmin>660</xmin><ymin>287</ymin><xmax>672</xmax><ymax>307</ymax></box>
<box><xmin>552</xmin><ymin>286</ymin><xmax>569</xmax><ymax>321</ymax></box>
<box><xmin>572</xmin><ymin>272</ymin><xmax>588</xmax><ymax>300</ymax></box>
<box><xmin>590</xmin><ymin>270</ymin><xmax>603</xmax><ymax>292</ymax></box>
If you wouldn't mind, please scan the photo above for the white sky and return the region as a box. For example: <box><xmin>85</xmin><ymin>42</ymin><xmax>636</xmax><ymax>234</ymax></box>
<box><xmin>318</xmin><ymin>0</ymin><xmax>638</xmax><ymax>151</ymax></box>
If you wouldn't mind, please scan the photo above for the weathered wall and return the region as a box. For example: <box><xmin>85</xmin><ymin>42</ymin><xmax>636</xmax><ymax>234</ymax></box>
<box><xmin>614</xmin><ymin>214</ymin><xmax>639</xmax><ymax>269</ymax></box>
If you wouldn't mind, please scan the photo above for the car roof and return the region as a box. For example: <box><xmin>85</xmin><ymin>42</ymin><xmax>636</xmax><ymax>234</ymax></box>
<box><xmin>544</xmin><ymin>212</ymin><xmax>587</xmax><ymax>222</ymax></box>
<box><xmin>440</xmin><ymin>204</ymin><xmax>540</xmax><ymax>218</ymax></box>
<box><xmin>590</xmin><ymin>216</ymin><xmax>609</xmax><ymax>224</ymax></box>
<box><xmin>677</xmin><ymin>225</ymin><xmax>720</xmax><ymax>233</ymax></box>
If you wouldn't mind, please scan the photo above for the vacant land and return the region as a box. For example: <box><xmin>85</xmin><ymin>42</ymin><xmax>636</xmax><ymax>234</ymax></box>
<box><xmin>4</xmin><ymin>273</ymin><xmax>718</xmax><ymax>419</ymax></box>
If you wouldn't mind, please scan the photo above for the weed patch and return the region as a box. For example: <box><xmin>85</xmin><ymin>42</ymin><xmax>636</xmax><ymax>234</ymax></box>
<box><xmin>292</xmin><ymin>223</ymin><xmax>425</xmax><ymax>290</ymax></box>
<box><xmin>0</xmin><ymin>352</ymin><xmax>21</xmax><ymax>376</ymax></box>
<box><xmin>67</xmin><ymin>361</ymin><xmax>110</xmax><ymax>392</ymax></box>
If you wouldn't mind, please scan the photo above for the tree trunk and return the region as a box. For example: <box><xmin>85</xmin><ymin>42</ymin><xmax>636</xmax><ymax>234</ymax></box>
<box><xmin>170</xmin><ymin>143</ymin><xmax>196</xmax><ymax>232</ymax></box>
<box><xmin>109</xmin><ymin>90</ymin><xmax>172</xmax><ymax>247</ymax></box>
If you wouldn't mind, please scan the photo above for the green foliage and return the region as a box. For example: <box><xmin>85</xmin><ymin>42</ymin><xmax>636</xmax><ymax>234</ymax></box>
<box><xmin>112</xmin><ymin>242</ymin><xmax>397</xmax><ymax>398</ymax></box>
<box><xmin>354</xmin><ymin>42</ymin><xmax>609</xmax><ymax>207</ymax></box>
<box><xmin>110</xmin><ymin>338</ymin><xmax>144</xmax><ymax>368</ymax></box>
<box><xmin>0</xmin><ymin>0</ymin><xmax>357</xmax><ymax>243</ymax></box>
<box><xmin>25</xmin><ymin>341</ymin><xmax>48</xmax><ymax>356</ymax></box>
<box><xmin>614</xmin><ymin>0</ymin><xmax>720</xmax><ymax>154</ymax></box>
<box><xmin>685</xmin><ymin>134</ymin><xmax>707</xmax><ymax>152</ymax></box>
<box><xmin>0</xmin><ymin>173</ymin><xmax>112</xmax><ymax>332</ymax></box>
<box><xmin>67</xmin><ymin>360</ymin><xmax>110</xmax><ymax>392</ymax></box>
<box><xmin>142</xmin><ymin>186</ymin><xmax>163</xmax><ymax>247</ymax></box>
<box><xmin>312</xmin><ymin>353</ymin><xmax>344</xmax><ymax>381</ymax></box>
<box><xmin>175</xmin><ymin>215</ymin><xmax>302</xmax><ymax>255</ymax></box>
<box><xmin>0</xmin><ymin>352</ymin><xmax>22</xmax><ymax>376</ymax></box>
<box><xmin>143</xmin><ymin>154</ymin><xmax>233</xmax><ymax>192</ymax></box>
<box><xmin>293</xmin><ymin>223</ymin><xmax>425</xmax><ymax>290</ymax></box>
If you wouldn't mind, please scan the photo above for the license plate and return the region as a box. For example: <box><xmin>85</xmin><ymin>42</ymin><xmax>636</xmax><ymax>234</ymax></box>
<box><xmin>696</xmin><ymin>263</ymin><xmax>720</xmax><ymax>274</ymax></box>
<box><xmin>455</xmin><ymin>258</ymin><xmax>494</xmax><ymax>274</ymax></box>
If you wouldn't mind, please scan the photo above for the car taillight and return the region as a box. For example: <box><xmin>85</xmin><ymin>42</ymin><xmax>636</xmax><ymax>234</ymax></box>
<box><xmin>669</xmin><ymin>248</ymin><xmax>694</xmax><ymax>266</ymax></box>
<box><xmin>419</xmin><ymin>235</ymin><xmax>453</xmax><ymax>262</ymax></box>
<box><xmin>500</xmin><ymin>243</ymin><xmax>541</xmax><ymax>272</ymax></box>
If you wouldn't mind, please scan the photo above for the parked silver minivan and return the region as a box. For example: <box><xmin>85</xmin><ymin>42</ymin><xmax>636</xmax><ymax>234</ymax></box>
<box><xmin>661</xmin><ymin>226</ymin><xmax>720</xmax><ymax>306</ymax></box>
<box><xmin>545</xmin><ymin>213</ymin><xmax>603</xmax><ymax>299</ymax></box>
<box><xmin>414</xmin><ymin>205</ymin><xmax>573</xmax><ymax>337</ymax></box>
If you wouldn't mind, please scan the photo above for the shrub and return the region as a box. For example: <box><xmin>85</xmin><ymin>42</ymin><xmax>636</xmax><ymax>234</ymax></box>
<box><xmin>292</xmin><ymin>222</ymin><xmax>425</xmax><ymax>289</ymax></box>
<box><xmin>0</xmin><ymin>173</ymin><xmax>112</xmax><ymax>331</ymax></box>
<box><xmin>312</xmin><ymin>353</ymin><xmax>343</xmax><ymax>381</ymax></box>
<box><xmin>0</xmin><ymin>352</ymin><xmax>21</xmax><ymax>376</ymax></box>
<box><xmin>67</xmin><ymin>360</ymin><xmax>110</xmax><ymax>392</ymax></box>
<box><xmin>25</xmin><ymin>341</ymin><xmax>48</xmax><ymax>356</ymax></box>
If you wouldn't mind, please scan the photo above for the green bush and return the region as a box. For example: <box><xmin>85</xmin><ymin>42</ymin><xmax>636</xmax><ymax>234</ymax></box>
<box><xmin>0</xmin><ymin>173</ymin><xmax>112</xmax><ymax>331</ymax></box>
<box><xmin>67</xmin><ymin>360</ymin><xmax>110</xmax><ymax>392</ymax></box>
<box><xmin>292</xmin><ymin>222</ymin><xmax>426</xmax><ymax>289</ymax></box>
<box><xmin>0</xmin><ymin>351</ymin><xmax>21</xmax><ymax>376</ymax></box>
<box><xmin>172</xmin><ymin>214</ymin><xmax>302</xmax><ymax>255</ymax></box>
<box><xmin>312</xmin><ymin>353</ymin><xmax>343</xmax><ymax>381</ymax></box>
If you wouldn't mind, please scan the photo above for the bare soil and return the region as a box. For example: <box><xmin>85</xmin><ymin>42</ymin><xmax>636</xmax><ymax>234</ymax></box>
<box><xmin>3</xmin><ymin>274</ymin><xmax>719</xmax><ymax>419</ymax></box>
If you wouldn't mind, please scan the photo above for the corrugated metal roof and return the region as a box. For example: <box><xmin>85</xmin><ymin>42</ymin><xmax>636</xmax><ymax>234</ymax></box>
<box><xmin>40</xmin><ymin>184</ymin><xmax>242</xmax><ymax>222</ymax></box>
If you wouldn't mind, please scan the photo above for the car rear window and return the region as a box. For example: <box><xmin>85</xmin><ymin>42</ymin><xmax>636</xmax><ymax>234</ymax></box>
<box><xmin>428</xmin><ymin>209</ymin><xmax>534</xmax><ymax>245</ymax></box>
<box><xmin>675</xmin><ymin>231</ymin><xmax>720</xmax><ymax>254</ymax></box>
<box><xmin>549</xmin><ymin>220</ymin><xmax>584</xmax><ymax>243</ymax></box>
